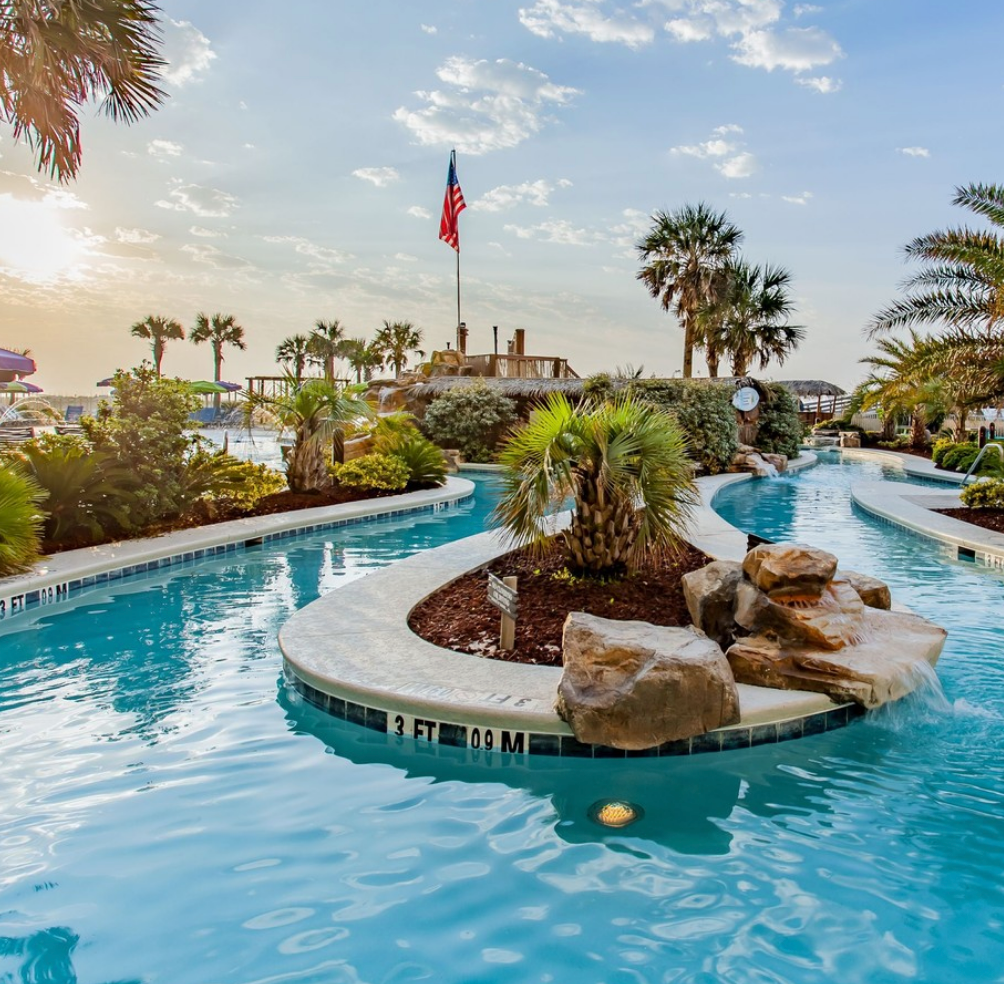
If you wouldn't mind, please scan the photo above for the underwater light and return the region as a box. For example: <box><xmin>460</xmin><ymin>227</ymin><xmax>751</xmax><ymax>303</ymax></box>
<box><xmin>588</xmin><ymin>800</ymin><xmax>643</xmax><ymax>828</ymax></box>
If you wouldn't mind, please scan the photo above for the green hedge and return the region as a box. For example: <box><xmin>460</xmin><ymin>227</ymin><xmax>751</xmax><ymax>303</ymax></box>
<box><xmin>755</xmin><ymin>384</ymin><xmax>804</xmax><ymax>459</ymax></box>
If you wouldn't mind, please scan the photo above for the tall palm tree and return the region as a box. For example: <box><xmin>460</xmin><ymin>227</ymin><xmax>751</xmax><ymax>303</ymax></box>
<box><xmin>636</xmin><ymin>203</ymin><xmax>743</xmax><ymax>378</ymax></box>
<box><xmin>870</xmin><ymin>183</ymin><xmax>1004</xmax><ymax>338</ymax></box>
<box><xmin>130</xmin><ymin>315</ymin><xmax>184</xmax><ymax>378</ymax></box>
<box><xmin>275</xmin><ymin>334</ymin><xmax>312</xmax><ymax>384</ymax></box>
<box><xmin>308</xmin><ymin>319</ymin><xmax>345</xmax><ymax>384</ymax></box>
<box><xmin>2</xmin><ymin>0</ymin><xmax>166</xmax><ymax>182</ymax></box>
<box><xmin>190</xmin><ymin>312</ymin><xmax>246</xmax><ymax>409</ymax></box>
<box><xmin>492</xmin><ymin>393</ymin><xmax>697</xmax><ymax>576</ymax></box>
<box><xmin>708</xmin><ymin>261</ymin><xmax>805</xmax><ymax>377</ymax></box>
<box><xmin>340</xmin><ymin>337</ymin><xmax>384</xmax><ymax>384</ymax></box>
<box><xmin>373</xmin><ymin>321</ymin><xmax>424</xmax><ymax>378</ymax></box>
<box><xmin>243</xmin><ymin>378</ymin><xmax>369</xmax><ymax>493</ymax></box>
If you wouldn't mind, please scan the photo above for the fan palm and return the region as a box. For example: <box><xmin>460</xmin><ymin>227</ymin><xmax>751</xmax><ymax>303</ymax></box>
<box><xmin>636</xmin><ymin>203</ymin><xmax>743</xmax><ymax>378</ymax></box>
<box><xmin>340</xmin><ymin>338</ymin><xmax>384</xmax><ymax>383</ymax></box>
<box><xmin>243</xmin><ymin>377</ymin><xmax>369</xmax><ymax>493</ymax></box>
<box><xmin>130</xmin><ymin>315</ymin><xmax>184</xmax><ymax>378</ymax></box>
<box><xmin>492</xmin><ymin>393</ymin><xmax>697</xmax><ymax>577</ymax></box>
<box><xmin>373</xmin><ymin>321</ymin><xmax>423</xmax><ymax>378</ymax></box>
<box><xmin>190</xmin><ymin>312</ymin><xmax>246</xmax><ymax>409</ymax></box>
<box><xmin>308</xmin><ymin>319</ymin><xmax>345</xmax><ymax>383</ymax></box>
<box><xmin>0</xmin><ymin>464</ymin><xmax>45</xmax><ymax>574</ymax></box>
<box><xmin>275</xmin><ymin>334</ymin><xmax>312</xmax><ymax>384</ymax></box>
<box><xmin>1</xmin><ymin>0</ymin><xmax>166</xmax><ymax>181</ymax></box>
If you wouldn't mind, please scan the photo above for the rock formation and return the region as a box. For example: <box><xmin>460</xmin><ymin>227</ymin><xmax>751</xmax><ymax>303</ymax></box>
<box><xmin>729</xmin><ymin>444</ymin><xmax>788</xmax><ymax>477</ymax></box>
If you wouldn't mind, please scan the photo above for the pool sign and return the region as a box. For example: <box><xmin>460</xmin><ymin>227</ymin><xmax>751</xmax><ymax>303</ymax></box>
<box><xmin>732</xmin><ymin>386</ymin><xmax>760</xmax><ymax>412</ymax></box>
<box><xmin>487</xmin><ymin>573</ymin><xmax>518</xmax><ymax>619</ymax></box>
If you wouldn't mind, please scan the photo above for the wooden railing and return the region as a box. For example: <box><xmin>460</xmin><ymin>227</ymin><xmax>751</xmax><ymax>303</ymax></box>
<box><xmin>464</xmin><ymin>354</ymin><xmax>579</xmax><ymax>379</ymax></box>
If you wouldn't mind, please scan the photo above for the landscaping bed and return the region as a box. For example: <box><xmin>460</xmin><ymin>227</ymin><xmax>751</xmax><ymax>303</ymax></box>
<box><xmin>935</xmin><ymin>508</ymin><xmax>1004</xmax><ymax>536</ymax></box>
<box><xmin>408</xmin><ymin>541</ymin><xmax>710</xmax><ymax>666</ymax></box>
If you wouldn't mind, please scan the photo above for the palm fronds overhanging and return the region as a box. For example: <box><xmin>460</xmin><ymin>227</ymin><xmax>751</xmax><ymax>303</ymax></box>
<box><xmin>491</xmin><ymin>393</ymin><xmax>697</xmax><ymax>576</ymax></box>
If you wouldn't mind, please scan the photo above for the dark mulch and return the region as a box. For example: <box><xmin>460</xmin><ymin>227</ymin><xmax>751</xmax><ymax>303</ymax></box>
<box><xmin>936</xmin><ymin>508</ymin><xmax>1004</xmax><ymax>535</ymax></box>
<box><xmin>409</xmin><ymin>542</ymin><xmax>710</xmax><ymax>667</ymax></box>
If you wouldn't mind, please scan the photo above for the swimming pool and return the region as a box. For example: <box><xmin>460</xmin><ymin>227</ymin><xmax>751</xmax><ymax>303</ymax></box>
<box><xmin>1</xmin><ymin>460</ymin><xmax>1002</xmax><ymax>983</ymax></box>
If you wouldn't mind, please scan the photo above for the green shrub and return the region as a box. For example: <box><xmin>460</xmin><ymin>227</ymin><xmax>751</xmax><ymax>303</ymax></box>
<box><xmin>961</xmin><ymin>479</ymin><xmax>1004</xmax><ymax>509</ymax></box>
<box><xmin>755</xmin><ymin>384</ymin><xmax>804</xmax><ymax>459</ymax></box>
<box><xmin>331</xmin><ymin>453</ymin><xmax>409</xmax><ymax>491</ymax></box>
<box><xmin>941</xmin><ymin>443</ymin><xmax>979</xmax><ymax>472</ymax></box>
<box><xmin>931</xmin><ymin>438</ymin><xmax>956</xmax><ymax>466</ymax></box>
<box><xmin>177</xmin><ymin>451</ymin><xmax>286</xmax><ymax>514</ymax></box>
<box><xmin>0</xmin><ymin>465</ymin><xmax>45</xmax><ymax>575</ymax></box>
<box><xmin>371</xmin><ymin>413</ymin><xmax>446</xmax><ymax>486</ymax></box>
<box><xmin>420</xmin><ymin>380</ymin><xmax>517</xmax><ymax>459</ymax></box>
<box><xmin>628</xmin><ymin>379</ymin><xmax>738</xmax><ymax>474</ymax></box>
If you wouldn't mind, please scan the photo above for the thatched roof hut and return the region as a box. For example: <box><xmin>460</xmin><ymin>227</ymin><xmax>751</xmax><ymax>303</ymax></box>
<box><xmin>775</xmin><ymin>379</ymin><xmax>846</xmax><ymax>398</ymax></box>
<box><xmin>407</xmin><ymin>376</ymin><xmax>592</xmax><ymax>400</ymax></box>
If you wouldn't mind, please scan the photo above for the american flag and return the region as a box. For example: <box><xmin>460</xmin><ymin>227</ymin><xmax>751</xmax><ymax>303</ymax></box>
<box><xmin>439</xmin><ymin>150</ymin><xmax>466</xmax><ymax>252</ymax></box>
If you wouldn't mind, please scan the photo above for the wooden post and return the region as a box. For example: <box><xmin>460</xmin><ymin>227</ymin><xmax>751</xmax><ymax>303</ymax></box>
<box><xmin>500</xmin><ymin>576</ymin><xmax>517</xmax><ymax>650</ymax></box>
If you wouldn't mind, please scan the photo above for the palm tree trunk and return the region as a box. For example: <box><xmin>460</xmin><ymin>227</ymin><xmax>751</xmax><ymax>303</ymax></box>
<box><xmin>911</xmin><ymin>412</ymin><xmax>928</xmax><ymax>448</ymax></box>
<box><xmin>153</xmin><ymin>341</ymin><xmax>164</xmax><ymax>378</ymax></box>
<box><xmin>213</xmin><ymin>346</ymin><xmax>223</xmax><ymax>411</ymax></box>
<box><xmin>956</xmin><ymin>407</ymin><xmax>969</xmax><ymax>442</ymax></box>
<box><xmin>682</xmin><ymin>320</ymin><xmax>694</xmax><ymax>379</ymax></box>
<box><xmin>563</xmin><ymin>473</ymin><xmax>640</xmax><ymax>575</ymax></box>
<box><xmin>706</xmin><ymin>344</ymin><xmax>720</xmax><ymax>378</ymax></box>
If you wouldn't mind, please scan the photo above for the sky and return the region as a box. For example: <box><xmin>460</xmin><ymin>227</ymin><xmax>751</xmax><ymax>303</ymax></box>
<box><xmin>2</xmin><ymin>0</ymin><xmax>1002</xmax><ymax>396</ymax></box>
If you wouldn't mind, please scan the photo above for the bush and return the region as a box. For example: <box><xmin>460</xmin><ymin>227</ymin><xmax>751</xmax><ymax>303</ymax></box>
<box><xmin>0</xmin><ymin>465</ymin><xmax>45</xmax><ymax>575</ymax></box>
<box><xmin>628</xmin><ymin>379</ymin><xmax>738</xmax><ymax>474</ymax></box>
<box><xmin>940</xmin><ymin>443</ymin><xmax>979</xmax><ymax>472</ymax></box>
<box><xmin>961</xmin><ymin>479</ymin><xmax>1004</xmax><ymax>509</ymax></box>
<box><xmin>755</xmin><ymin>384</ymin><xmax>804</xmax><ymax>459</ymax></box>
<box><xmin>371</xmin><ymin>414</ymin><xmax>446</xmax><ymax>487</ymax></box>
<box><xmin>176</xmin><ymin>451</ymin><xmax>286</xmax><ymax>514</ymax></box>
<box><xmin>421</xmin><ymin>380</ymin><xmax>517</xmax><ymax>459</ymax></box>
<box><xmin>331</xmin><ymin>453</ymin><xmax>410</xmax><ymax>491</ymax></box>
<box><xmin>931</xmin><ymin>438</ymin><xmax>957</xmax><ymax>466</ymax></box>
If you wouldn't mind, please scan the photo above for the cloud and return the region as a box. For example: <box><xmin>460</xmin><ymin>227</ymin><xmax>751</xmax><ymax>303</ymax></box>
<box><xmin>421</xmin><ymin>23</ymin><xmax>437</xmax><ymax>34</ymax></box>
<box><xmin>793</xmin><ymin>3</ymin><xmax>822</xmax><ymax>15</ymax></box>
<box><xmin>671</xmin><ymin>125</ymin><xmax>756</xmax><ymax>178</ymax></box>
<box><xmin>518</xmin><ymin>0</ymin><xmax>655</xmax><ymax>49</ymax></box>
<box><xmin>394</xmin><ymin>253</ymin><xmax>418</xmax><ymax>262</ymax></box>
<box><xmin>407</xmin><ymin>206</ymin><xmax>432</xmax><ymax>219</ymax></box>
<box><xmin>189</xmin><ymin>226</ymin><xmax>227</xmax><ymax>238</ymax></box>
<box><xmin>796</xmin><ymin>75</ymin><xmax>842</xmax><ymax>93</ymax></box>
<box><xmin>781</xmin><ymin>191</ymin><xmax>813</xmax><ymax>205</ymax></box>
<box><xmin>470</xmin><ymin>179</ymin><xmax>569</xmax><ymax>212</ymax></box>
<box><xmin>155</xmin><ymin>182</ymin><xmax>240</xmax><ymax>218</ymax></box>
<box><xmin>262</xmin><ymin>235</ymin><xmax>353</xmax><ymax>266</ymax></box>
<box><xmin>731</xmin><ymin>27</ymin><xmax>842</xmax><ymax>72</ymax></box>
<box><xmin>899</xmin><ymin>146</ymin><xmax>930</xmax><ymax>158</ymax></box>
<box><xmin>180</xmin><ymin>244</ymin><xmax>252</xmax><ymax>270</ymax></box>
<box><xmin>661</xmin><ymin>0</ymin><xmax>784</xmax><ymax>39</ymax></box>
<box><xmin>393</xmin><ymin>56</ymin><xmax>579</xmax><ymax>155</ymax></box>
<box><xmin>147</xmin><ymin>139</ymin><xmax>183</xmax><ymax>160</ymax></box>
<box><xmin>503</xmin><ymin>218</ymin><xmax>597</xmax><ymax>245</ymax></box>
<box><xmin>115</xmin><ymin>227</ymin><xmax>160</xmax><ymax>244</ymax></box>
<box><xmin>161</xmin><ymin>19</ymin><xmax>216</xmax><ymax>87</ymax></box>
<box><xmin>488</xmin><ymin>241</ymin><xmax>513</xmax><ymax>257</ymax></box>
<box><xmin>352</xmin><ymin>167</ymin><xmax>400</xmax><ymax>187</ymax></box>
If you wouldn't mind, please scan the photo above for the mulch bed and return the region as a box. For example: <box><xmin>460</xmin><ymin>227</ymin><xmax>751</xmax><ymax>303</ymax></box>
<box><xmin>935</xmin><ymin>508</ymin><xmax>1004</xmax><ymax>535</ymax></box>
<box><xmin>408</xmin><ymin>541</ymin><xmax>710</xmax><ymax>667</ymax></box>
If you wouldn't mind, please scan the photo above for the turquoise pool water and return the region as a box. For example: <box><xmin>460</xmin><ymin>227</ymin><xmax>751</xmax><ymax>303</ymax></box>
<box><xmin>1</xmin><ymin>462</ymin><xmax>1002</xmax><ymax>983</ymax></box>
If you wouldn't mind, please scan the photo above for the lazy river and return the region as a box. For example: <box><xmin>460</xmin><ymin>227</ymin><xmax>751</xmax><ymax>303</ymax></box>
<box><xmin>1</xmin><ymin>459</ymin><xmax>1002</xmax><ymax>983</ymax></box>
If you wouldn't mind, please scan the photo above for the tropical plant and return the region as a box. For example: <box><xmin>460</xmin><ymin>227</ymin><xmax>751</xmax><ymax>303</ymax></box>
<box><xmin>1</xmin><ymin>0</ymin><xmax>166</xmax><ymax>181</ymax></box>
<box><xmin>308</xmin><ymin>319</ymin><xmax>345</xmax><ymax>383</ymax></box>
<box><xmin>371</xmin><ymin>413</ymin><xmax>446</xmax><ymax>487</ymax></box>
<box><xmin>754</xmin><ymin>384</ymin><xmax>804</xmax><ymax>458</ymax></box>
<box><xmin>190</xmin><ymin>312</ymin><xmax>246</xmax><ymax>409</ymax></box>
<box><xmin>243</xmin><ymin>377</ymin><xmax>368</xmax><ymax>493</ymax></box>
<box><xmin>492</xmin><ymin>393</ymin><xmax>697</xmax><ymax>576</ymax></box>
<box><xmin>0</xmin><ymin>464</ymin><xmax>45</xmax><ymax>574</ymax></box>
<box><xmin>331</xmin><ymin>453</ymin><xmax>410</xmax><ymax>492</ymax></box>
<box><xmin>636</xmin><ymin>203</ymin><xmax>743</xmax><ymax>378</ymax></box>
<box><xmin>174</xmin><ymin>449</ymin><xmax>285</xmax><ymax>516</ymax></box>
<box><xmin>275</xmin><ymin>334</ymin><xmax>312</xmax><ymax>384</ymax></box>
<box><xmin>130</xmin><ymin>315</ymin><xmax>184</xmax><ymax>378</ymax></box>
<box><xmin>373</xmin><ymin>320</ymin><xmax>424</xmax><ymax>377</ymax></box>
<box><xmin>420</xmin><ymin>380</ymin><xmax>518</xmax><ymax>460</ymax></box>
<box><xmin>960</xmin><ymin>478</ymin><xmax>1004</xmax><ymax>509</ymax></box>
<box><xmin>628</xmin><ymin>378</ymin><xmax>739</xmax><ymax>474</ymax></box>
<box><xmin>340</xmin><ymin>337</ymin><xmax>384</xmax><ymax>384</ymax></box>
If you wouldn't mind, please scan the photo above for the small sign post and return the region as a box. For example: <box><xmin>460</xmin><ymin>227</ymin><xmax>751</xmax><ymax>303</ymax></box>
<box><xmin>487</xmin><ymin>573</ymin><xmax>518</xmax><ymax>650</ymax></box>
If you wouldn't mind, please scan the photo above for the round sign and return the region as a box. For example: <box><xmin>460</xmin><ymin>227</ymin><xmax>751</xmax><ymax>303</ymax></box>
<box><xmin>732</xmin><ymin>386</ymin><xmax>760</xmax><ymax>412</ymax></box>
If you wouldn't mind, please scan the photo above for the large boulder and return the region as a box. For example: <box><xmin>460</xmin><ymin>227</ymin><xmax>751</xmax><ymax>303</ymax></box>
<box><xmin>743</xmin><ymin>543</ymin><xmax>838</xmax><ymax>600</ymax></box>
<box><xmin>682</xmin><ymin>560</ymin><xmax>743</xmax><ymax>650</ymax></box>
<box><xmin>726</xmin><ymin>608</ymin><xmax>947</xmax><ymax>708</ymax></box>
<box><xmin>556</xmin><ymin>613</ymin><xmax>740</xmax><ymax>749</ymax></box>
<box><xmin>840</xmin><ymin>569</ymin><xmax>892</xmax><ymax>610</ymax></box>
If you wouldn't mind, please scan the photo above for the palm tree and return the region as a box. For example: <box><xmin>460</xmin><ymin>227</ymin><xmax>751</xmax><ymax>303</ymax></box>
<box><xmin>636</xmin><ymin>203</ymin><xmax>743</xmax><ymax>378</ymax></box>
<box><xmin>308</xmin><ymin>319</ymin><xmax>345</xmax><ymax>383</ymax></box>
<box><xmin>870</xmin><ymin>183</ymin><xmax>1004</xmax><ymax>338</ymax></box>
<box><xmin>373</xmin><ymin>321</ymin><xmax>424</xmax><ymax>378</ymax></box>
<box><xmin>708</xmin><ymin>261</ymin><xmax>805</xmax><ymax>377</ymax></box>
<box><xmin>243</xmin><ymin>378</ymin><xmax>369</xmax><ymax>493</ymax></box>
<box><xmin>2</xmin><ymin>0</ymin><xmax>166</xmax><ymax>182</ymax></box>
<box><xmin>130</xmin><ymin>315</ymin><xmax>184</xmax><ymax>378</ymax></box>
<box><xmin>275</xmin><ymin>334</ymin><xmax>312</xmax><ymax>384</ymax></box>
<box><xmin>190</xmin><ymin>312</ymin><xmax>246</xmax><ymax>409</ymax></box>
<box><xmin>492</xmin><ymin>393</ymin><xmax>697</xmax><ymax>576</ymax></box>
<box><xmin>340</xmin><ymin>338</ymin><xmax>384</xmax><ymax>384</ymax></box>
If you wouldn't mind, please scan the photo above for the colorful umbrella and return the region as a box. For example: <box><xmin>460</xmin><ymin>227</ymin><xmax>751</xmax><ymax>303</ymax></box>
<box><xmin>0</xmin><ymin>380</ymin><xmax>43</xmax><ymax>393</ymax></box>
<box><xmin>187</xmin><ymin>380</ymin><xmax>231</xmax><ymax>394</ymax></box>
<box><xmin>96</xmin><ymin>377</ymin><xmax>116</xmax><ymax>387</ymax></box>
<box><xmin>0</xmin><ymin>348</ymin><xmax>36</xmax><ymax>375</ymax></box>
<box><xmin>216</xmin><ymin>380</ymin><xmax>243</xmax><ymax>392</ymax></box>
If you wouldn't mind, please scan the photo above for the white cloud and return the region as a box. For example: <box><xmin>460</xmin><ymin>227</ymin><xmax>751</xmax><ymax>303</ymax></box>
<box><xmin>729</xmin><ymin>192</ymin><xmax>753</xmax><ymax>199</ymax></box>
<box><xmin>732</xmin><ymin>27</ymin><xmax>842</xmax><ymax>72</ymax></box>
<box><xmin>503</xmin><ymin>218</ymin><xmax>597</xmax><ymax>245</ymax></box>
<box><xmin>793</xmin><ymin>4</ymin><xmax>823</xmax><ymax>15</ymax></box>
<box><xmin>262</xmin><ymin>235</ymin><xmax>353</xmax><ymax>266</ymax></box>
<box><xmin>471</xmin><ymin>179</ymin><xmax>567</xmax><ymax>212</ymax></box>
<box><xmin>661</xmin><ymin>0</ymin><xmax>784</xmax><ymax>39</ymax></box>
<box><xmin>407</xmin><ymin>206</ymin><xmax>432</xmax><ymax>219</ymax></box>
<box><xmin>393</xmin><ymin>56</ymin><xmax>579</xmax><ymax>155</ymax></box>
<box><xmin>796</xmin><ymin>75</ymin><xmax>842</xmax><ymax>93</ymax></box>
<box><xmin>161</xmin><ymin>19</ymin><xmax>216</xmax><ymax>87</ymax></box>
<box><xmin>421</xmin><ymin>24</ymin><xmax>437</xmax><ymax>34</ymax></box>
<box><xmin>352</xmin><ymin>167</ymin><xmax>400</xmax><ymax>187</ymax></box>
<box><xmin>156</xmin><ymin>182</ymin><xmax>239</xmax><ymax>218</ymax></box>
<box><xmin>115</xmin><ymin>227</ymin><xmax>160</xmax><ymax>244</ymax></box>
<box><xmin>180</xmin><ymin>244</ymin><xmax>251</xmax><ymax>270</ymax></box>
<box><xmin>394</xmin><ymin>252</ymin><xmax>419</xmax><ymax>262</ymax></box>
<box><xmin>518</xmin><ymin>0</ymin><xmax>655</xmax><ymax>49</ymax></box>
<box><xmin>147</xmin><ymin>139</ymin><xmax>183</xmax><ymax>160</ymax></box>
<box><xmin>41</xmin><ymin>189</ymin><xmax>88</xmax><ymax>210</ymax></box>
<box><xmin>488</xmin><ymin>241</ymin><xmax>513</xmax><ymax>257</ymax></box>
<box><xmin>665</xmin><ymin>17</ymin><xmax>715</xmax><ymax>42</ymax></box>
<box><xmin>717</xmin><ymin>151</ymin><xmax>757</xmax><ymax>178</ymax></box>
<box><xmin>671</xmin><ymin>125</ymin><xmax>755</xmax><ymax>178</ymax></box>
<box><xmin>189</xmin><ymin>225</ymin><xmax>226</xmax><ymax>238</ymax></box>
<box><xmin>781</xmin><ymin>191</ymin><xmax>813</xmax><ymax>205</ymax></box>
<box><xmin>899</xmin><ymin>146</ymin><xmax>930</xmax><ymax>158</ymax></box>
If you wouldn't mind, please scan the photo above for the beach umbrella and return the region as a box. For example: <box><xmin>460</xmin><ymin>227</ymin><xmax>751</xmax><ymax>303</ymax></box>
<box><xmin>0</xmin><ymin>380</ymin><xmax>43</xmax><ymax>393</ymax></box>
<box><xmin>0</xmin><ymin>348</ymin><xmax>36</xmax><ymax>375</ymax></box>
<box><xmin>96</xmin><ymin>377</ymin><xmax>116</xmax><ymax>387</ymax></box>
<box><xmin>216</xmin><ymin>380</ymin><xmax>242</xmax><ymax>392</ymax></box>
<box><xmin>187</xmin><ymin>380</ymin><xmax>231</xmax><ymax>394</ymax></box>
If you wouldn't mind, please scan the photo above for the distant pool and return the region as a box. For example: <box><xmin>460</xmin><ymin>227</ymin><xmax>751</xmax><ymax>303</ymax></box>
<box><xmin>1</xmin><ymin>461</ymin><xmax>1002</xmax><ymax>983</ymax></box>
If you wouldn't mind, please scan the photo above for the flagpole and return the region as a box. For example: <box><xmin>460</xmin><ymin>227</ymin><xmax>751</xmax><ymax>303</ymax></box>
<box><xmin>456</xmin><ymin>242</ymin><xmax>461</xmax><ymax>351</ymax></box>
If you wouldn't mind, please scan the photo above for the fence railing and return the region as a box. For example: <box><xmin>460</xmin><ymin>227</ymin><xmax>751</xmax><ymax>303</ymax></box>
<box><xmin>464</xmin><ymin>354</ymin><xmax>579</xmax><ymax>379</ymax></box>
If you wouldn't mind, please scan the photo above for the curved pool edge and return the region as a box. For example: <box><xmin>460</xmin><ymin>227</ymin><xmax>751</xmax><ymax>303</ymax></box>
<box><xmin>280</xmin><ymin>451</ymin><xmax>855</xmax><ymax>761</ymax></box>
<box><xmin>0</xmin><ymin>477</ymin><xmax>476</xmax><ymax>622</ymax></box>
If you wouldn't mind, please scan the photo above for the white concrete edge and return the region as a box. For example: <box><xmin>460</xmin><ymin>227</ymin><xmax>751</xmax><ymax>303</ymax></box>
<box><xmin>819</xmin><ymin>445</ymin><xmax>965</xmax><ymax>484</ymax></box>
